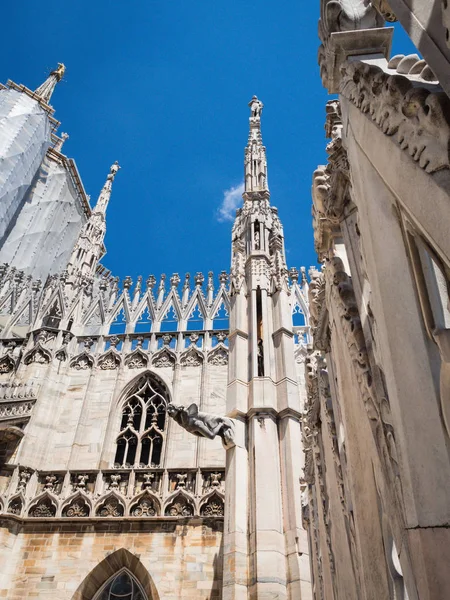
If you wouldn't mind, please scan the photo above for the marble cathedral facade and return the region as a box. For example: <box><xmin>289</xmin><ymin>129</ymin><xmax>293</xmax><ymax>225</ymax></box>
<box><xmin>2</xmin><ymin>2</ymin><xmax>450</xmax><ymax>599</ymax></box>
<box><xmin>0</xmin><ymin>68</ymin><xmax>312</xmax><ymax>599</ymax></box>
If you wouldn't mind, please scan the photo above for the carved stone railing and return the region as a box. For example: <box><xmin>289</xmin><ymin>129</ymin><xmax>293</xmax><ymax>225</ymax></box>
<box><xmin>0</xmin><ymin>466</ymin><xmax>225</xmax><ymax>520</ymax></box>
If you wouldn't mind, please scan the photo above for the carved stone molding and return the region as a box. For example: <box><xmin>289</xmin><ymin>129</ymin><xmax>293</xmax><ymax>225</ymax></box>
<box><xmin>308</xmin><ymin>268</ymin><xmax>330</xmax><ymax>352</ymax></box>
<box><xmin>340</xmin><ymin>60</ymin><xmax>450</xmax><ymax>173</ymax></box>
<box><xmin>327</xmin><ymin>257</ymin><xmax>403</xmax><ymax>506</ymax></box>
<box><xmin>312</xmin><ymin>100</ymin><xmax>351</xmax><ymax>260</ymax></box>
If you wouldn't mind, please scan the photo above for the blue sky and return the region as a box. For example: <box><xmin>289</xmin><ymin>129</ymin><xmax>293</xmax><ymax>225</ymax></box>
<box><xmin>2</xmin><ymin>2</ymin><xmax>417</xmax><ymax>284</ymax></box>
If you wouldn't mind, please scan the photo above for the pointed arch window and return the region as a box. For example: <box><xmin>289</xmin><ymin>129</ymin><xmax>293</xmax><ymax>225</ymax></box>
<box><xmin>94</xmin><ymin>569</ymin><xmax>148</xmax><ymax>600</ymax></box>
<box><xmin>114</xmin><ymin>374</ymin><xmax>168</xmax><ymax>468</ymax></box>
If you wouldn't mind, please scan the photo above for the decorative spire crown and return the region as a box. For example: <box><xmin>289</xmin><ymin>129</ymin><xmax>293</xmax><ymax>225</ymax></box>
<box><xmin>34</xmin><ymin>63</ymin><xmax>65</xmax><ymax>104</ymax></box>
<box><xmin>245</xmin><ymin>96</ymin><xmax>269</xmax><ymax>193</ymax></box>
<box><xmin>94</xmin><ymin>162</ymin><xmax>120</xmax><ymax>214</ymax></box>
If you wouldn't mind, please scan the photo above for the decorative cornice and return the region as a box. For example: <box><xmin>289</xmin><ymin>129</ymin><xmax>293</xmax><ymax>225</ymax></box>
<box><xmin>340</xmin><ymin>59</ymin><xmax>450</xmax><ymax>173</ymax></box>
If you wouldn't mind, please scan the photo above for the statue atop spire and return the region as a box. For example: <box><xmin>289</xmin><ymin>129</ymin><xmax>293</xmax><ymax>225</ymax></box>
<box><xmin>94</xmin><ymin>161</ymin><xmax>120</xmax><ymax>214</ymax></box>
<box><xmin>249</xmin><ymin>95</ymin><xmax>264</xmax><ymax>119</ymax></box>
<box><xmin>245</xmin><ymin>96</ymin><xmax>268</xmax><ymax>193</ymax></box>
<box><xmin>34</xmin><ymin>63</ymin><xmax>66</xmax><ymax>104</ymax></box>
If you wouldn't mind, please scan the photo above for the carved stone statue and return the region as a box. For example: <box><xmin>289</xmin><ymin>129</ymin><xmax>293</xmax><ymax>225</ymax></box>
<box><xmin>249</xmin><ymin>95</ymin><xmax>263</xmax><ymax>118</ymax></box>
<box><xmin>108</xmin><ymin>161</ymin><xmax>120</xmax><ymax>181</ymax></box>
<box><xmin>167</xmin><ymin>403</ymin><xmax>235</xmax><ymax>447</ymax></box>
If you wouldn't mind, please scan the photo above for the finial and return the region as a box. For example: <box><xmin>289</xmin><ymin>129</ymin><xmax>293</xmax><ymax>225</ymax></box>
<box><xmin>94</xmin><ymin>161</ymin><xmax>120</xmax><ymax>214</ymax></box>
<box><xmin>248</xmin><ymin>96</ymin><xmax>263</xmax><ymax>119</ymax></box>
<box><xmin>34</xmin><ymin>63</ymin><xmax>66</xmax><ymax>104</ymax></box>
<box><xmin>53</xmin><ymin>132</ymin><xmax>69</xmax><ymax>153</ymax></box>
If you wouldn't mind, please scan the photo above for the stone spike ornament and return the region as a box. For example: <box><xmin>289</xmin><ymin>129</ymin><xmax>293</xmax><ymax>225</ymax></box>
<box><xmin>245</xmin><ymin>96</ymin><xmax>268</xmax><ymax>193</ymax></box>
<box><xmin>53</xmin><ymin>132</ymin><xmax>69</xmax><ymax>153</ymax></box>
<box><xmin>94</xmin><ymin>162</ymin><xmax>120</xmax><ymax>214</ymax></box>
<box><xmin>34</xmin><ymin>63</ymin><xmax>66</xmax><ymax>104</ymax></box>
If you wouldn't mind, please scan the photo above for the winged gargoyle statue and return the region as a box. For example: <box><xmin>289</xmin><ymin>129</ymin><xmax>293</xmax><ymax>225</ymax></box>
<box><xmin>167</xmin><ymin>403</ymin><xmax>235</xmax><ymax>448</ymax></box>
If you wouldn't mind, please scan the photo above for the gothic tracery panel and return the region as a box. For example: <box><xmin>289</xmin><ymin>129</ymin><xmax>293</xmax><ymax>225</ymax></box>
<box><xmin>114</xmin><ymin>374</ymin><xmax>168</xmax><ymax>468</ymax></box>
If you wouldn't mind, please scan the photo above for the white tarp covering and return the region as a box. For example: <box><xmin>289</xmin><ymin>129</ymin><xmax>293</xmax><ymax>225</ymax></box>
<box><xmin>0</xmin><ymin>88</ymin><xmax>51</xmax><ymax>243</ymax></box>
<box><xmin>0</xmin><ymin>154</ymin><xmax>86</xmax><ymax>280</ymax></box>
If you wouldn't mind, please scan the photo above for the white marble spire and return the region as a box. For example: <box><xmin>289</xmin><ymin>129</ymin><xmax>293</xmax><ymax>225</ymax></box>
<box><xmin>34</xmin><ymin>63</ymin><xmax>65</xmax><ymax>104</ymax></box>
<box><xmin>94</xmin><ymin>161</ymin><xmax>120</xmax><ymax>214</ymax></box>
<box><xmin>244</xmin><ymin>95</ymin><xmax>269</xmax><ymax>193</ymax></box>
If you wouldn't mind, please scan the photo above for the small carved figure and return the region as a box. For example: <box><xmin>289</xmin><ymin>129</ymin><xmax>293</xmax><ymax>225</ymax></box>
<box><xmin>176</xmin><ymin>473</ymin><xmax>187</xmax><ymax>488</ymax></box>
<box><xmin>249</xmin><ymin>95</ymin><xmax>263</xmax><ymax>118</ymax></box>
<box><xmin>142</xmin><ymin>473</ymin><xmax>154</xmax><ymax>489</ymax></box>
<box><xmin>110</xmin><ymin>473</ymin><xmax>121</xmax><ymax>489</ymax></box>
<box><xmin>167</xmin><ymin>403</ymin><xmax>235</xmax><ymax>446</ymax></box>
<box><xmin>254</xmin><ymin>231</ymin><xmax>260</xmax><ymax>250</ymax></box>
<box><xmin>257</xmin><ymin>339</ymin><xmax>264</xmax><ymax>376</ymax></box>
<box><xmin>210</xmin><ymin>472</ymin><xmax>221</xmax><ymax>488</ymax></box>
<box><xmin>17</xmin><ymin>469</ymin><xmax>31</xmax><ymax>492</ymax></box>
<box><xmin>44</xmin><ymin>474</ymin><xmax>57</xmax><ymax>491</ymax></box>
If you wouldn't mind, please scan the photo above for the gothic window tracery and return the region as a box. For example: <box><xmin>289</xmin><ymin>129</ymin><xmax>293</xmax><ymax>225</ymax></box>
<box><xmin>93</xmin><ymin>569</ymin><xmax>147</xmax><ymax>600</ymax></box>
<box><xmin>114</xmin><ymin>375</ymin><xmax>168</xmax><ymax>468</ymax></box>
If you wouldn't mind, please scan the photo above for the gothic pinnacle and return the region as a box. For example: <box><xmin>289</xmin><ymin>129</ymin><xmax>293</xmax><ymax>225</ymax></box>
<box><xmin>245</xmin><ymin>96</ymin><xmax>268</xmax><ymax>193</ymax></box>
<box><xmin>94</xmin><ymin>161</ymin><xmax>120</xmax><ymax>214</ymax></box>
<box><xmin>34</xmin><ymin>63</ymin><xmax>65</xmax><ymax>104</ymax></box>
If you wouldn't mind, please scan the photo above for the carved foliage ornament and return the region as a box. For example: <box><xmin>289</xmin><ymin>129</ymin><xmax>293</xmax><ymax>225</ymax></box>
<box><xmin>200</xmin><ymin>494</ymin><xmax>224</xmax><ymax>517</ymax></box>
<box><xmin>24</xmin><ymin>343</ymin><xmax>51</xmax><ymax>365</ymax></box>
<box><xmin>0</xmin><ymin>354</ymin><xmax>15</xmax><ymax>373</ymax></box>
<box><xmin>29</xmin><ymin>497</ymin><xmax>57</xmax><ymax>518</ymax></box>
<box><xmin>340</xmin><ymin>61</ymin><xmax>450</xmax><ymax>173</ymax></box>
<box><xmin>70</xmin><ymin>352</ymin><xmax>94</xmax><ymax>370</ymax></box>
<box><xmin>180</xmin><ymin>347</ymin><xmax>203</xmax><ymax>367</ymax></box>
<box><xmin>97</xmin><ymin>350</ymin><xmax>121</xmax><ymax>370</ymax></box>
<box><xmin>165</xmin><ymin>493</ymin><xmax>194</xmax><ymax>517</ymax></box>
<box><xmin>96</xmin><ymin>495</ymin><xmax>124</xmax><ymax>517</ymax></box>
<box><xmin>125</xmin><ymin>348</ymin><xmax>148</xmax><ymax>369</ymax></box>
<box><xmin>207</xmin><ymin>345</ymin><xmax>228</xmax><ymax>366</ymax></box>
<box><xmin>130</xmin><ymin>494</ymin><xmax>158</xmax><ymax>517</ymax></box>
<box><xmin>63</xmin><ymin>497</ymin><xmax>90</xmax><ymax>517</ymax></box>
<box><xmin>8</xmin><ymin>497</ymin><xmax>23</xmax><ymax>515</ymax></box>
<box><xmin>152</xmin><ymin>348</ymin><xmax>175</xmax><ymax>368</ymax></box>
